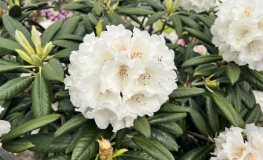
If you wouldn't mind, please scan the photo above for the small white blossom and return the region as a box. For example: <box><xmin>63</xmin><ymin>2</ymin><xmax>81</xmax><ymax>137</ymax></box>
<box><xmin>211</xmin><ymin>0</ymin><xmax>263</xmax><ymax>71</ymax></box>
<box><xmin>212</xmin><ymin>124</ymin><xmax>263</xmax><ymax>160</ymax></box>
<box><xmin>180</xmin><ymin>0</ymin><xmax>216</xmax><ymax>13</ymax></box>
<box><xmin>64</xmin><ymin>24</ymin><xmax>177</xmax><ymax>132</ymax></box>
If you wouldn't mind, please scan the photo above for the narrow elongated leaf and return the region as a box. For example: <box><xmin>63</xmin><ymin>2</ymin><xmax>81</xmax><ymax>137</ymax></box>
<box><xmin>153</xmin><ymin>122</ymin><xmax>183</xmax><ymax>135</ymax></box>
<box><xmin>8</xmin><ymin>96</ymin><xmax>31</xmax><ymax>113</ymax></box>
<box><xmin>0</xmin><ymin>38</ymin><xmax>24</xmax><ymax>51</ymax></box>
<box><xmin>66</xmin><ymin>124</ymin><xmax>89</xmax><ymax>154</ymax></box>
<box><xmin>53</xmin><ymin>40</ymin><xmax>79</xmax><ymax>48</ymax></box>
<box><xmin>148</xmin><ymin>113</ymin><xmax>187</xmax><ymax>125</ymax></box>
<box><xmin>169</xmin><ymin>87</ymin><xmax>205</xmax><ymax>99</ymax></box>
<box><xmin>184</xmin><ymin>27</ymin><xmax>213</xmax><ymax>46</ymax></box>
<box><xmin>94</xmin><ymin>2</ymin><xmax>102</xmax><ymax>16</ymax></box>
<box><xmin>145</xmin><ymin>0</ymin><xmax>163</xmax><ymax>10</ymax></box>
<box><xmin>239</xmin><ymin>85</ymin><xmax>256</xmax><ymax>109</ymax></box>
<box><xmin>5</xmin><ymin>112</ymin><xmax>21</xmax><ymax>122</ymax></box>
<box><xmin>45</xmin><ymin>155</ymin><xmax>71</xmax><ymax>160</ymax></box>
<box><xmin>180</xmin><ymin>146</ymin><xmax>212</xmax><ymax>160</ymax></box>
<box><xmin>211</xmin><ymin>91</ymin><xmax>239</xmax><ymax>127</ymax></box>
<box><xmin>151</xmin><ymin>128</ymin><xmax>179</xmax><ymax>151</ymax></box>
<box><xmin>244</xmin><ymin>104</ymin><xmax>261</xmax><ymax>124</ymax></box>
<box><xmin>244</xmin><ymin>66</ymin><xmax>263</xmax><ymax>85</ymax></box>
<box><xmin>0</xmin><ymin>65</ymin><xmax>23</xmax><ymax>74</ymax></box>
<box><xmin>132</xmin><ymin>134</ymin><xmax>175</xmax><ymax>160</ymax></box>
<box><xmin>116</xmin><ymin>128</ymin><xmax>129</xmax><ymax>149</ymax></box>
<box><xmin>0</xmin><ymin>76</ymin><xmax>35</xmax><ymax>101</ymax></box>
<box><xmin>119</xmin><ymin>151</ymin><xmax>154</xmax><ymax>160</ymax></box>
<box><xmin>122</xmin><ymin>132</ymin><xmax>140</xmax><ymax>149</ymax></box>
<box><xmin>32</xmin><ymin>74</ymin><xmax>51</xmax><ymax>118</ymax></box>
<box><xmin>55</xmin><ymin>91</ymin><xmax>69</xmax><ymax>98</ymax></box>
<box><xmin>54</xmin><ymin>47</ymin><xmax>78</xmax><ymax>58</ymax></box>
<box><xmin>178</xmin><ymin>15</ymin><xmax>202</xmax><ymax>31</ymax></box>
<box><xmin>133</xmin><ymin>117</ymin><xmax>151</xmax><ymax>138</ymax></box>
<box><xmin>62</xmin><ymin>3</ymin><xmax>89</xmax><ymax>10</ymax></box>
<box><xmin>146</xmin><ymin>11</ymin><xmax>166</xmax><ymax>26</ymax></box>
<box><xmin>3</xmin><ymin>15</ymin><xmax>34</xmax><ymax>47</ymax></box>
<box><xmin>58</xmin><ymin>99</ymin><xmax>75</xmax><ymax>113</ymax></box>
<box><xmin>243</xmin><ymin>73</ymin><xmax>263</xmax><ymax>90</ymax></box>
<box><xmin>181</xmin><ymin>55</ymin><xmax>222</xmax><ymax>68</ymax></box>
<box><xmin>108</xmin><ymin>13</ymin><xmax>125</xmax><ymax>25</ymax></box>
<box><xmin>116</xmin><ymin>8</ymin><xmax>154</xmax><ymax>15</ymax></box>
<box><xmin>41</xmin><ymin>19</ymin><xmax>63</xmax><ymax>46</ymax></box>
<box><xmin>26</xmin><ymin>133</ymin><xmax>71</xmax><ymax>153</ymax></box>
<box><xmin>54</xmin><ymin>114</ymin><xmax>89</xmax><ymax>138</ymax></box>
<box><xmin>159</xmin><ymin>103</ymin><xmax>190</xmax><ymax>113</ymax></box>
<box><xmin>194</xmin><ymin>64</ymin><xmax>217</xmax><ymax>76</ymax></box>
<box><xmin>226</xmin><ymin>63</ymin><xmax>240</xmax><ymax>85</ymax></box>
<box><xmin>2</xmin><ymin>114</ymin><xmax>61</xmax><ymax>142</ymax></box>
<box><xmin>188</xmin><ymin>107</ymin><xmax>211</xmax><ymax>137</ymax></box>
<box><xmin>42</xmin><ymin>59</ymin><xmax>64</xmax><ymax>82</ymax></box>
<box><xmin>87</xmin><ymin>13</ymin><xmax>98</xmax><ymax>25</ymax></box>
<box><xmin>0</xmin><ymin>99</ymin><xmax>12</xmax><ymax>119</ymax></box>
<box><xmin>171</xmin><ymin>14</ymin><xmax>183</xmax><ymax>38</ymax></box>
<box><xmin>205</xmin><ymin>96</ymin><xmax>219</xmax><ymax>134</ymax></box>
<box><xmin>71</xmin><ymin>125</ymin><xmax>112</xmax><ymax>160</ymax></box>
<box><xmin>58</xmin><ymin>34</ymin><xmax>83</xmax><ymax>42</ymax></box>
<box><xmin>0</xmin><ymin>1</ymin><xmax>8</xmax><ymax>11</ymax></box>
<box><xmin>2</xmin><ymin>139</ymin><xmax>34</xmax><ymax>153</ymax></box>
<box><xmin>196</xmin><ymin>15</ymin><xmax>214</xmax><ymax>28</ymax></box>
<box><xmin>226</xmin><ymin>84</ymin><xmax>241</xmax><ymax>112</ymax></box>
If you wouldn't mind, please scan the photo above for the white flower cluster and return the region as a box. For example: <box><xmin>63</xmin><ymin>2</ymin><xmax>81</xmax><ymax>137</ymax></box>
<box><xmin>64</xmin><ymin>25</ymin><xmax>177</xmax><ymax>132</ymax></box>
<box><xmin>0</xmin><ymin>106</ymin><xmax>11</xmax><ymax>147</ymax></box>
<box><xmin>211</xmin><ymin>124</ymin><xmax>263</xmax><ymax>160</ymax></box>
<box><xmin>211</xmin><ymin>0</ymin><xmax>263</xmax><ymax>71</ymax></box>
<box><xmin>180</xmin><ymin>0</ymin><xmax>216</xmax><ymax>13</ymax></box>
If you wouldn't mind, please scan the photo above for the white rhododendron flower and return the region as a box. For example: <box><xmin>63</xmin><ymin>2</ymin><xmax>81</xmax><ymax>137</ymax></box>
<box><xmin>211</xmin><ymin>124</ymin><xmax>263</xmax><ymax>159</ymax></box>
<box><xmin>211</xmin><ymin>0</ymin><xmax>263</xmax><ymax>71</ymax></box>
<box><xmin>0</xmin><ymin>106</ymin><xmax>11</xmax><ymax>147</ymax></box>
<box><xmin>64</xmin><ymin>24</ymin><xmax>177</xmax><ymax>132</ymax></box>
<box><xmin>180</xmin><ymin>0</ymin><xmax>216</xmax><ymax>13</ymax></box>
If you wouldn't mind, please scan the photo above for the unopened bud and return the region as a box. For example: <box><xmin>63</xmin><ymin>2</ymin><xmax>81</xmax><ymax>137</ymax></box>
<box><xmin>170</xmin><ymin>0</ymin><xmax>181</xmax><ymax>13</ymax></box>
<box><xmin>164</xmin><ymin>0</ymin><xmax>173</xmax><ymax>14</ymax></box>
<box><xmin>96</xmin><ymin>20</ymin><xmax>104</xmax><ymax>37</ymax></box>
<box><xmin>108</xmin><ymin>1</ymin><xmax>119</xmax><ymax>13</ymax></box>
<box><xmin>15</xmin><ymin>49</ymin><xmax>36</xmax><ymax>65</ymax></box>
<box><xmin>31</xmin><ymin>26</ymin><xmax>42</xmax><ymax>55</ymax></box>
<box><xmin>15</xmin><ymin>30</ymin><xmax>36</xmax><ymax>55</ymax></box>
<box><xmin>97</xmin><ymin>137</ymin><xmax>113</xmax><ymax>160</ymax></box>
<box><xmin>206</xmin><ymin>81</ymin><xmax>220</xmax><ymax>88</ymax></box>
<box><xmin>31</xmin><ymin>55</ymin><xmax>43</xmax><ymax>66</ymax></box>
<box><xmin>42</xmin><ymin>42</ymin><xmax>54</xmax><ymax>60</ymax></box>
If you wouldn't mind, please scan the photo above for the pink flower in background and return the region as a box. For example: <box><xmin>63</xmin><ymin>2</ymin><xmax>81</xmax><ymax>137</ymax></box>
<box><xmin>41</xmin><ymin>9</ymin><xmax>73</xmax><ymax>22</ymax></box>
<box><xmin>53</xmin><ymin>0</ymin><xmax>64</xmax><ymax>2</ymax></box>
<box><xmin>177</xmin><ymin>39</ymin><xmax>186</xmax><ymax>47</ymax></box>
<box><xmin>193</xmin><ymin>45</ymin><xmax>208</xmax><ymax>55</ymax></box>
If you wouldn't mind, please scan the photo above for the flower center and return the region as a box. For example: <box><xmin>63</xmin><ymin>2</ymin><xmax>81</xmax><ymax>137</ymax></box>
<box><xmin>243</xmin><ymin>7</ymin><xmax>255</xmax><ymax>17</ymax></box>
<box><xmin>119</xmin><ymin>66</ymin><xmax>129</xmax><ymax>83</ymax></box>
<box><xmin>140</xmin><ymin>72</ymin><xmax>151</xmax><ymax>85</ymax></box>
<box><xmin>131</xmin><ymin>52</ymin><xmax>143</xmax><ymax>59</ymax></box>
<box><xmin>133</xmin><ymin>94</ymin><xmax>146</xmax><ymax>106</ymax></box>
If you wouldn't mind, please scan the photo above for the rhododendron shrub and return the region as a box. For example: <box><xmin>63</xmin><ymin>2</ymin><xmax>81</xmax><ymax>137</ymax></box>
<box><xmin>0</xmin><ymin>0</ymin><xmax>262</xmax><ymax>160</ymax></box>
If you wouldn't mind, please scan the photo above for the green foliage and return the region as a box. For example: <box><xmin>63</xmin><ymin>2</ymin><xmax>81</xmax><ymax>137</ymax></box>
<box><xmin>0</xmin><ymin>0</ymin><xmax>262</xmax><ymax>159</ymax></box>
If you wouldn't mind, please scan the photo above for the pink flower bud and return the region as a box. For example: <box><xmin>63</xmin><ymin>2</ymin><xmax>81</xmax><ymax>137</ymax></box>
<box><xmin>177</xmin><ymin>39</ymin><xmax>186</xmax><ymax>47</ymax></box>
<box><xmin>193</xmin><ymin>45</ymin><xmax>207</xmax><ymax>55</ymax></box>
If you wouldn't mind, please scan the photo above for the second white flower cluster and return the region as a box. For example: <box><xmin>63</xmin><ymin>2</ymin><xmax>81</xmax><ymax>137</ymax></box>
<box><xmin>64</xmin><ymin>25</ymin><xmax>177</xmax><ymax>132</ymax></box>
<box><xmin>211</xmin><ymin>0</ymin><xmax>263</xmax><ymax>71</ymax></box>
<box><xmin>212</xmin><ymin>124</ymin><xmax>263</xmax><ymax>160</ymax></box>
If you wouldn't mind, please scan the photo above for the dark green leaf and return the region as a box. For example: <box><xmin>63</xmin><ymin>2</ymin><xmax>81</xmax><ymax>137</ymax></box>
<box><xmin>5</xmin><ymin>112</ymin><xmax>21</xmax><ymax>122</ymax></box>
<box><xmin>54</xmin><ymin>114</ymin><xmax>89</xmax><ymax>138</ymax></box>
<box><xmin>0</xmin><ymin>76</ymin><xmax>34</xmax><ymax>101</ymax></box>
<box><xmin>146</xmin><ymin>11</ymin><xmax>166</xmax><ymax>26</ymax></box>
<box><xmin>244</xmin><ymin>66</ymin><xmax>263</xmax><ymax>85</ymax></box>
<box><xmin>184</xmin><ymin>27</ymin><xmax>213</xmax><ymax>46</ymax></box>
<box><xmin>239</xmin><ymin>85</ymin><xmax>256</xmax><ymax>109</ymax></box>
<box><xmin>116</xmin><ymin>128</ymin><xmax>129</xmax><ymax>149</ymax></box>
<box><xmin>178</xmin><ymin>15</ymin><xmax>202</xmax><ymax>31</ymax></box>
<box><xmin>26</xmin><ymin>133</ymin><xmax>71</xmax><ymax>153</ymax></box>
<box><xmin>94</xmin><ymin>2</ymin><xmax>102</xmax><ymax>16</ymax></box>
<box><xmin>226</xmin><ymin>83</ymin><xmax>241</xmax><ymax>112</ymax></box>
<box><xmin>53</xmin><ymin>40</ymin><xmax>80</xmax><ymax>48</ymax></box>
<box><xmin>151</xmin><ymin>128</ymin><xmax>178</xmax><ymax>151</ymax></box>
<box><xmin>244</xmin><ymin>104</ymin><xmax>261</xmax><ymax>124</ymax></box>
<box><xmin>181</xmin><ymin>55</ymin><xmax>222</xmax><ymax>68</ymax></box>
<box><xmin>32</xmin><ymin>74</ymin><xmax>51</xmax><ymax>118</ymax></box>
<box><xmin>0</xmin><ymin>65</ymin><xmax>23</xmax><ymax>74</ymax></box>
<box><xmin>41</xmin><ymin>19</ymin><xmax>63</xmax><ymax>46</ymax></box>
<box><xmin>148</xmin><ymin>113</ymin><xmax>187</xmax><ymax>125</ymax></box>
<box><xmin>194</xmin><ymin>64</ymin><xmax>217</xmax><ymax>76</ymax></box>
<box><xmin>152</xmin><ymin>122</ymin><xmax>183</xmax><ymax>135</ymax></box>
<box><xmin>133</xmin><ymin>117</ymin><xmax>151</xmax><ymax>138</ymax></box>
<box><xmin>0</xmin><ymin>99</ymin><xmax>12</xmax><ymax>119</ymax></box>
<box><xmin>205</xmin><ymin>96</ymin><xmax>219</xmax><ymax>134</ymax></box>
<box><xmin>180</xmin><ymin>146</ymin><xmax>212</xmax><ymax>160</ymax></box>
<box><xmin>0</xmin><ymin>1</ymin><xmax>9</xmax><ymax>11</ymax></box>
<box><xmin>62</xmin><ymin>3</ymin><xmax>89</xmax><ymax>10</ymax></box>
<box><xmin>171</xmin><ymin>14</ymin><xmax>183</xmax><ymax>38</ymax></box>
<box><xmin>118</xmin><ymin>151</ymin><xmax>154</xmax><ymax>160</ymax></box>
<box><xmin>8</xmin><ymin>96</ymin><xmax>31</xmax><ymax>113</ymax></box>
<box><xmin>2</xmin><ymin>138</ymin><xmax>34</xmax><ymax>153</ymax></box>
<box><xmin>71</xmin><ymin>125</ymin><xmax>112</xmax><ymax>160</ymax></box>
<box><xmin>2</xmin><ymin>114</ymin><xmax>61</xmax><ymax>142</ymax></box>
<box><xmin>169</xmin><ymin>87</ymin><xmax>205</xmax><ymax>99</ymax></box>
<box><xmin>159</xmin><ymin>103</ymin><xmax>190</xmax><ymax>113</ymax></box>
<box><xmin>196</xmin><ymin>15</ymin><xmax>214</xmax><ymax>28</ymax></box>
<box><xmin>9</xmin><ymin>5</ymin><xmax>22</xmax><ymax>17</ymax></box>
<box><xmin>58</xmin><ymin>99</ymin><xmax>75</xmax><ymax>113</ymax></box>
<box><xmin>42</xmin><ymin>59</ymin><xmax>64</xmax><ymax>82</ymax></box>
<box><xmin>45</xmin><ymin>155</ymin><xmax>71</xmax><ymax>160</ymax></box>
<box><xmin>132</xmin><ymin>134</ymin><xmax>175</xmax><ymax>160</ymax></box>
<box><xmin>144</xmin><ymin>0</ymin><xmax>163</xmax><ymax>10</ymax></box>
<box><xmin>116</xmin><ymin>8</ymin><xmax>154</xmax><ymax>16</ymax></box>
<box><xmin>54</xmin><ymin>47</ymin><xmax>78</xmax><ymax>58</ymax></box>
<box><xmin>58</xmin><ymin>34</ymin><xmax>83</xmax><ymax>42</ymax></box>
<box><xmin>55</xmin><ymin>91</ymin><xmax>69</xmax><ymax>98</ymax></box>
<box><xmin>0</xmin><ymin>38</ymin><xmax>24</xmax><ymax>51</ymax></box>
<box><xmin>226</xmin><ymin>63</ymin><xmax>240</xmax><ymax>85</ymax></box>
